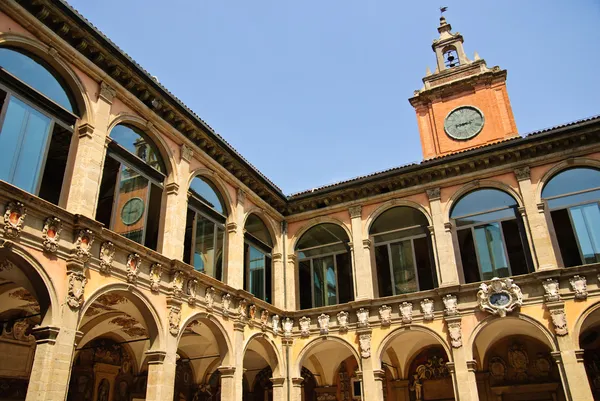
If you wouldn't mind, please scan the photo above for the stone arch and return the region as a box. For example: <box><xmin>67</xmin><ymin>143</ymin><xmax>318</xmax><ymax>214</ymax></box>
<box><xmin>365</xmin><ymin>199</ymin><xmax>433</xmax><ymax>238</ymax></box>
<box><xmin>445</xmin><ymin>180</ymin><xmax>525</xmax><ymax>222</ymax></box>
<box><xmin>535</xmin><ymin>157</ymin><xmax>600</xmax><ymax>204</ymax></box>
<box><xmin>107</xmin><ymin>113</ymin><xmax>177</xmax><ymax>182</ymax></box>
<box><xmin>573</xmin><ymin>300</ymin><xmax>600</xmax><ymax>346</ymax></box>
<box><xmin>186</xmin><ymin>167</ymin><xmax>234</xmax><ymax>217</ymax></box>
<box><xmin>79</xmin><ymin>283</ymin><xmax>164</xmax><ymax>350</ymax></box>
<box><xmin>467</xmin><ymin>313</ymin><xmax>558</xmax><ymax>365</ymax></box>
<box><xmin>290</xmin><ymin>217</ymin><xmax>352</xmax><ymax>254</ymax></box>
<box><xmin>177</xmin><ymin>311</ymin><xmax>233</xmax><ymax>367</ymax></box>
<box><xmin>376</xmin><ymin>325</ymin><xmax>453</xmax><ymax>377</ymax></box>
<box><xmin>0</xmin><ymin>243</ymin><xmax>60</xmax><ymax>327</ymax></box>
<box><xmin>0</xmin><ymin>32</ymin><xmax>92</xmax><ymax>124</ymax></box>
<box><xmin>242</xmin><ymin>332</ymin><xmax>284</xmax><ymax>377</ymax></box>
<box><xmin>294</xmin><ymin>336</ymin><xmax>361</xmax><ymax>379</ymax></box>
<box><xmin>242</xmin><ymin>208</ymin><xmax>280</xmax><ymax>253</ymax></box>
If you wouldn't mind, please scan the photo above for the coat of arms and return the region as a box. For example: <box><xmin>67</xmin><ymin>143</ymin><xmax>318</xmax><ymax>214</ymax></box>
<box><xmin>477</xmin><ymin>277</ymin><xmax>523</xmax><ymax>317</ymax></box>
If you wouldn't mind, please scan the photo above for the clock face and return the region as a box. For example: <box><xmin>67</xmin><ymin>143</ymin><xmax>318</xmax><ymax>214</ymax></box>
<box><xmin>121</xmin><ymin>197</ymin><xmax>145</xmax><ymax>226</ymax></box>
<box><xmin>444</xmin><ymin>106</ymin><xmax>485</xmax><ymax>140</ymax></box>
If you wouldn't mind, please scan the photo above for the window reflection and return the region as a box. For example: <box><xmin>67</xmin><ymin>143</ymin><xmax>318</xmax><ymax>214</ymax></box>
<box><xmin>244</xmin><ymin>214</ymin><xmax>273</xmax><ymax>303</ymax></box>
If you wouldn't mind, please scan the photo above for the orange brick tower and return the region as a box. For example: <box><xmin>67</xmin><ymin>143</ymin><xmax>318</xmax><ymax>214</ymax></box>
<box><xmin>409</xmin><ymin>14</ymin><xmax>519</xmax><ymax>159</ymax></box>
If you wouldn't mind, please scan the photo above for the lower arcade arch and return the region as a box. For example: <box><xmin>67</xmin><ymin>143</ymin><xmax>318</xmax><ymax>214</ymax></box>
<box><xmin>242</xmin><ymin>334</ymin><xmax>283</xmax><ymax>401</ymax></box>
<box><xmin>577</xmin><ymin>302</ymin><xmax>600</xmax><ymax>400</ymax></box>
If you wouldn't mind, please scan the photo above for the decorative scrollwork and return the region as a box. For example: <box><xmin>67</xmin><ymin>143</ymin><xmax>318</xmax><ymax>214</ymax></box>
<box><xmin>99</xmin><ymin>242</ymin><xmax>115</xmax><ymax>274</ymax></box>
<box><xmin>42</xmin><ymin>217</ymin><xmax>62</xmax><ymax>253</ymax></box>
<box><xmin>477</xmin><ymin>277</ymin><xmax>523</xmax><ymax>317</ymax></box>
<box><xmin>3</xmin><ymin>201</ymin><xmax>26</xmax><ymax>239</ymax></box>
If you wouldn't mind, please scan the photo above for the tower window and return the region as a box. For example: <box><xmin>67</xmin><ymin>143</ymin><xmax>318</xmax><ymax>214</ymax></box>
<box><xmin>444</xmin><ymin>49</ymin><xmax>460</xmax><ymax>68</ymax></box>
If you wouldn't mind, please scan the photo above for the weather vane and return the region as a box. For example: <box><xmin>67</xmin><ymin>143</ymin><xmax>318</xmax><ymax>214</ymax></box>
<box><xmin>440</xmin><ymin>6</ymin><xmax>448</xmax><ymax>16</ymax></box>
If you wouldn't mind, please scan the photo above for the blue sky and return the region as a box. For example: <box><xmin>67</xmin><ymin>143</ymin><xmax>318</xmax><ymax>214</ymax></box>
<box><xmin>67</xmin><ymin>0</ymin><xmax>600</xmax><ymax>195</ymax></box>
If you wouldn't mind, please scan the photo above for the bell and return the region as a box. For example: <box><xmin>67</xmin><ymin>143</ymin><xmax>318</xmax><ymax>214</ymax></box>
<box><xmin>447</xmin><ymin>54</ymin><xmax>455</xmax><ymax>61</ymax></box>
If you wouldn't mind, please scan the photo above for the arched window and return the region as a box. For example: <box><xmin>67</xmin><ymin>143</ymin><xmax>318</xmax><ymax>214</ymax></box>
<box><xmin>296</xmin><ymin>223</ymin><xmax>354</xmax><ymax>309</ymax></box>
<box><xmin>183</xmin><ymin>176</ymin><xmax>227</xmax><ymax>280</ymax></box>
<box><xmin>450</xmin><ymin>188</ymin><xmax>532</xmax><ymax>283</ymax></box>
<box><xmin>370</xmin><ymin>207</ymin><xmax>437</xmax><ymax>297</ymax></box>
<box><xmin>542</xmin><ymin>167</ymin><xmax>600</xmax><ymax>266</ymax></box>
<box><xmin>0</xmin><ymin>47</ymin><xmax>79</xmax><ymax>204</ymax></box>
<box><xmin>244</xmin><ymin>214</ymin><xmax>273</xmax><ymax>303</ymax></box>
<box><xmin>96</xmin><ymin>124</ymin><xmax>166</xmax><ymax>250</ymax></box>
<box><xmin>443</xmin><ymin>46</ymin><xmax>460</xmax><ymax>68</ymax></box>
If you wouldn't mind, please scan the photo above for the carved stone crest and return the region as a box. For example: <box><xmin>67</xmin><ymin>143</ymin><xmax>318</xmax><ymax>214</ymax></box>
<box><xmin>489</xmin><ymin>357</ymin><xmax>506</xmax><ymax>380</ymax></box>
<box><xmin>356</xmin><ymin>308</ymin><xmax>369</xmax><ymax>328</ymax></box>
<box><xmin>75</xmin><ymin>229</ymin><xmax>94</xmax><ymax>262</ymax></box>
<box><xmin>446</xmin><ymin>319</ymin><xmax>462</xmax><ymax>348</ymax></box>
<box><xmin>187</xmin><ymin>279</ymin><xmax>199</xmax><ymax>305</ymax></box>
<box><xmin>222</xmin><ymin>293</ymin><xmax>231</xmax><ymax>316</ymax></box>
<box><xmin>550</xmin><ymin>308</ymin><xmax>568</xmax><ymax>336</ymax></box>
<box><xmin>261</xmin><ymin>310</ymin><xmax>269</xmax><ymax>330</ymax></box>
<box><xmin>359</xmin><ymin>333</ymin><xmax>371</xmax><ymax>358</ymax></box>
<box><xmin>126</xmin><ymin>253</ymin><xmax>141</xmax><ymax>283</ymax></box>
<box><xmin>249</xmin><ymin>305</ymin><xmax>257</xmax><ymax>320</ymax></box>
<box><xmin>420</xmin><ymin>299</ymin><xmax>434</xmax><ymax>321</ymax></box>
<box><xmin>443</xmin><ymin>294</ymin><xmax>458</xmax><ymax>316</ymax></box>
<box><xmin>3</xmin><ymin>201</ymin><xmax>26</xmax><ymax>238</ymax></box>
<box><xmin>318</xmin><ymin>314</ymin><xmax>330</xmax><ymax>335</ymax></box>
<box><xmin>171</xmin><ymin>271</ymin><xmax>185</xmax><ymax>297</ymax></box>
<box><xmin>283</xmin><ymin>318</ymin><xmax>293</xmax><ymax>337</ymax></box>
<box><xmin>400</xmin><ymin>302</ymin><xmax>413</xmax><ymax>324</ymax></box>
<box><xmin>272</xmin><ymin>315</ymin><xmax>280</xmax><ymax>335</ymax></box>
<box><xmin>205</xmin><ymin>287</ymin><xmax>215</xmax><ymax>309</ymax></box>
<box><xmin>42</xmin><ymin>217</ymin><xmax>62</xmax><ymax>253</ymax></box>
<box><xmin>569</xmin><ymin>275</ymin><xmax>587</xmax><ymax>300</ymax></box>
<box><xmin>239</xmin><ymin>299</ymin><xmax>248</xmax><ymax>319</ymax></box>
<box><xmin>67</xmin><ymin>271</ymin><xmax>87</xmax><ymax>309</ymax></box>
<box><xmin>149</xmin><ymin>263</ymin><xmax>162</xmax><ymax>293</ymax></box>
<box><xmin>299</xmin><ymin>316</ymin><xmax>311</xmax><ymax>338</ymax></box>
<box><xmin>336</xmin><ymin>311</ymin><xmax>349</xmax><ymax>333</ymax></box>
<box><xmin>379</xmin><ymin>305</ymin><xmax>392</xmax><ymax>327</ymax></box>
<box><xmin>477</xmin><ymin>277</ymin><xmax>523</xmax><ymax>317</ymax></box>
<box><xmin>508</xmin><ymin>343</ymin><xmax>529</xmax><ymax>381</ymax></box>
<box><xmin>169</xmin><ymin>306</ymin><xmax>181</xmax><ymax>336</ymax></box>
<box><xmin>542</xmin><ymin>278</ymin><xmax>560</xmax><ymax>302</ymax></box>
<box><xmin>99</xmin><ymin>242</ymin><xmax>115</xmax><ymax>275</ymax></box>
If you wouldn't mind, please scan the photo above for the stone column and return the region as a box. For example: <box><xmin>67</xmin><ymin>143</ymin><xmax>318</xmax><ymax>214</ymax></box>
<box><xmin>226</xmin><ymin>189</ymin><xmax>246</xmax><ymax>289</ymax></box>
<box><xmin>349</xmin><ymin>205</ymin><xmax>374</xmax><ymax>300</ymax></box>
<box><xmin>514</xmin><ymin>167</ymin><xmax>561</xmax><ymax>270</ymax></box>
<box><xmin>159</xmin><ymin>144</ymin><xmax>192</xmax><ymax>259</ymax></box>
<box><xmin>392</xmin><ymin>379</ymin><xmax>410</xmax><ymax>401</ymax></box>
<box><xmin>427</xmin><ymin>188</ymin><xmax>459</xmax><ymax>285</ymax></box>
<box><xmin>61</xmin><ymin>81</ymin><xmax>114</xmax><ymax>217</ymax></box>
<box><xmin>224</xmin><ymin>320</ymin><xmax>245</xmax><ymax>401</ymax></box>
<box><xmin>145</xmin><ymin>340</ymin><xmax>178</xmax><ymax>401</ymax></box>
<box><xmin>286</xmin><ymin>254</ymin><xmax>298</xmax><ymax>310</ymax></box>
<box><xmin>446</xmin><ymin>313</ymin><xmax>479</xmax><ymax>401</ymax></box>
<box><xmin>219</xmin><ymin>367</ymin><xmax>237</xmax><ymax>401</ymax></box>
<box><xmin>271</xmin><ymin>377</ymin><xmax>286</xmax><ymax>400</ymax></box>
<box><xmin>271</xmin><ymin>253</ymin><xmax>285</xmax><ymax>309</ymax></box>
<box><xmin>359</xmin><ymin>368</ymin><xmax>385</xmax><ymax>401</ymax></box>
<box><xmin>290</xmin><ymin>377</ymin><xmax>304</xmax><ymax>401</ymax></box>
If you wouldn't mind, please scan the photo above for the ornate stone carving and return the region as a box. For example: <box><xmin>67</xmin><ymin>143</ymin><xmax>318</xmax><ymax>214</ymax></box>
<box><xmin>222</xmin><ymin>293</ymin><xmax>231</xmax><ymax>316</ymax></box>
<box><xmin>569</xmin><ymin>275</ymin><xmax>587</xmax><ymax>300</ymax></box>
<box><xmin>337</xmin><ymin>311</ymin><xmax>349</xmax><ymax>333</ymax></box>
<box><xmin>356</xmin><ymin>308</ymin><xmax>369</xmax><ymax>328</ymax></box>
<box><xmin>550</xmin><ymin>307</ymin><xmax>568</xmax><ymax>336</ymax></box>
<box><xmin>299</xmin><ymin>316</ymin><xmax>311</xmax><ymax>338</ymax></box>
<box><xmin>400</xmin><ymin>302</ymin><xmax>413</xmax><ymax>324</ymax></box>
<box><xmin>508</xmin><ymin>343</ymin><xmax>529</xmax><ymax>381</ymax></box>
<box><xmin>3</xmin><ymin>201</ymin><xmax>26</xmax><ymax>239</ymax></box>
<box><xmin>237</xmin><ymin>188</ymin><xmax>246</xmax><ymax>206</ymax></box>
<box><xmin>169</xmin><ymin>306</ymin><xmax>181</xmax><ymax>337</ymax></box>
<box><xmin>348</xmin><ymin>205</ymin><xmax>362</xmax><ymax>219</ymax></box>
<box><xmin>0</xmin><ymin>259</ymin><xmax>15</xmax><ymax>272</ymax></box>
<box><xmin>359</xmin><ymin>333</ymin><xmax>371</xmax><ymax>358</ymax></box>
<box><xmin>205</xmin><ymin>287</ymin><xmax>215</xmax><ymax>309</ymax></box>
<box><xmin>261</xmin><ymin>310</ymin><xmax>269</xmax><ymax>330</ymax></box>
<box><xmin>318</xmin><ymin>314</ymin><xmax>330</xmax><ymax>335</ymax></box>
<box><xmin>126</xmin><ymin>253</ymin><xmax>141</xmax><ymax>283</ymax></box>
<box><xmin>443</xmin><ymin>294</ymin><xmax>458</xmax><ymax>316</ymax></box>
<box><xmin>99</xmin><ymin>81</ymin><xmax>116</xmax><ymax>103</ymax></box>
<box><xmin>420</xmin><ymin>299</ymin><xmax>435</xmax><ymax>321</ymax></box>
<box><xmin>187</xmin><ymin>279</ymin><xmax>199</xmax><ymax>305</ymax></box>
<box><xmin>316</xmin><ymin>393</ymin><xmax>336</xmax><ymax>401</ymax></box>
<box><xmin>171</xmin><ymin>271</ymin><xmax>185</xmax><ymax>297</ymax></box>
<box><xmin>542</xmin><ymin>278</ymin><xmax>560</xmax><ymax>302</ymax></box>
<box><xmin>67</xmin><ymin>271</ymin><xmax>87</xmax><ymax>309</ymax></box>
<box><xmin>379</xmin><ymin>305</ymin><xmax>392</xmax><ymax>327</ymax></box>
<box><xmin>489</xmin><ymin>357</ymin><xmax>506</xmax><ymax>380</ymax></box>
<box><xmin>426</xmin><ymin>188</ymin><xmax>441</xmax><ymax>200</ymax></box>
<box><xmin>283</xmin><ymin>318</ymin><xmax>293</xmax><ymax>337</ymax></box>
<box><xmin>272</xmin><ymin>315</ymin><xmax>280</xmax><ymax>335</ymax></box>
<box><xmin>446</xmin><ymin>319</ymin><xmax>462</xmax><ymax>348</ymax></box>
<box><xmin>239</xmin><ymin>299</ymin><xmax>248</xmax><ymax>318</ymax></box>
<box><xmin>42</xmin><ymin>217</ymin><xmax>62</xmax><ymax>253</ymax></box>
<box><xmin>477</xmin><ymin>277</ymin><xmax>523</xmax><ymax>317</ymax></box>
<box><xmin>99</xmin><ymin>242</ymin><xmax>115</xmax><ymax>274</ymax></box>
<box><xmin>75</xmin><ymin>229</ymin><xmax>94</xmax><ymax>262</ymax></box>
<box><xmin>249</xmin><ymin>305</ymin><xmax>257</xmax><ymax>320</ymax></box>
<box><xmin>149</xmin><ymin>263</ymin><xmax>162</xmax><ymax>293</ymax></box>
<box><xmin>180</xmin><ymin>143</ymin><xmax>193</xmax><ymax>162</ymax></box>
<box><xmin>514</xmin><ymin>166</ymin><xmax>531</xmax><ymax>181</ymax></box>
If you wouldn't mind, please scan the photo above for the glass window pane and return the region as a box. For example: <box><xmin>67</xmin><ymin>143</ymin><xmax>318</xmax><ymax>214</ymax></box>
<box><xmin>299</xmin><ymin>260</ymin><xmax>312</xmax><ymax>310</ymax></box>
<box><xmin>0</xmin><ymin>97</ymin><xmax>51</xmax><ymax>193</ymax></box>
<box><xmin>313</xmin><ymin>255</ymin><xmax>335</xmax><ymax>307</ymax></box>
<box><xmin>455</xmin><ymin>208</ymin><xmax>516</xmax><ymax>227</ymax></box>
<box><xmin>298</xmin><ymin>242</ymin><xmax>347</xmax><ymax>259</ymax></box>
<box><xmin>249</xmin><ymin>245</ymin><xmax>266</xmax><ymax>300</ymax></box>
<box><xmin>451</xmin><ymin>189</ymin><xmax>517</xmax><ymax>219</ymax></box>
<box><xmin>113</xmin><ymin>164</ymin><xmax>149</xmax><ymax>245</ymax></box>
<box><xmin>245</xmin><ymin>214</ymin><xmax>272</xmax><ymax>247</ymax></box>
<box><xmin>326</xmin><ymin>264</ymin><xmax>337</xmax><ymax>306</ymax></box>
<box><xmin>296</xmin><ymin>223</ymin><xmax>349</xmax><ymax>251</ymax></box>
<box><xmin>414</xmin><ymin>237</ymin><xmax>435</xmax><ymax>290</ymax></box>
<box><xmin>194</xmin><ymin>216</ymin><xmax>216</xmax><ymax>275</ymax></box>
<box><xmin>370</xmin><ymin>206</ymin><xmax>429</xmax><ymax>235</ymax></box>
<box><xmin>0</xmin><ymin>48</ymin><xmax>75</xmax><ymax>112</ymax></box>
<box><xmin>375</xmin><ymin>245</ymin><xmax>393</xmax><ymax>297</ymax></box>
<box><xmin>313</xmin><ymin>259</ymin><xmax>325</xmax><ymax>308</ymax></box>
<box><xmin>373</xmin><ymin>226</ymin><xmax>428</xmax><ymax>244</ymax></box>
<box><xmin>390</xmin><ymin>241</ymin><xmax>417</xmax><ymax>294</ymax></box>
<box><xmin>542</xmin><ymin>168</ymin><xmax>600</xmax><ymax>199</ymax></box>
<box><xmin>110</xmin><ymin>124</ymin><xmax>165</xmax><ymax>173</ymax></box>
<box><xmin>336</xmin><ymin>252</ymin><xmax>353</xmax><ymax>304</ymax></box>
<box><xmin>547</xmin><ymin>189</ymin><xmax>600</xmax><ymax>210</ymax></box>
<box><xmin>501</xmin><ymin>219</ymin><xmax>529</xmax><ymax>276</ymax></box>
<box><xmin>190</xmin><ymin>176</ymin><xmax>226</xmax><ymax>215</ymax></box>
<box><xmin>457</xmin><ymin>228</ymin><xmax>481</xmax><ymax>283</ymax></box>
<box><xmin>570</xmin><ymin>204</ymin><xmax>600</xmax><ymax>264</ymax></box>
<box><xmin>474</xmin><ymin>223</ymin><xmax>509</xmax><ymax>280</ymax></box>
<box><xmin>550</xmin><ymin>209</ymin><xmax>582</xmax><ymax>267</ymax></box>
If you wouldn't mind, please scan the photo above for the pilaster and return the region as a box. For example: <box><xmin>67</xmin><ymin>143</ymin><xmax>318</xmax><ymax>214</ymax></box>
<box><xmin>145</xmin><ymin>332</ymin><xmax>178</xmax><ymax>401</ymax></box>
<box><xmin>449</xmin><ymin>350</ymin><xmax>479</xmax><ymax>401</ymax></box>
<box><xmin>348</xmin><ymin>205</ymin><xmax>374</xmax><ymax>300</ymax></box>
<box><xmin>552</xmin><ymin>339</ymin><xmax>594</xmax><ymax>401</ymax></box>
<box><xmin>290</xmin><ymin>377</ymin><xmax>304</xmax><ymax>401</ymax></box>
<box><xmin>226</xmin><ymin>189</ymin><xmax>246</xmax><ymax>289</ymax></box>
<box><xmin>427</xmin><ymin>188</ymin><xmax>459</xmax><ymax>285</ymax></box>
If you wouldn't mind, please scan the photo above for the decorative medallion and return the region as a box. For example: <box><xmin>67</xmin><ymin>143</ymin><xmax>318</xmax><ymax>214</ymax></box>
<box><xmin>187</xmin><ymin>279</ymin><xmax>199</xmax><ymax>305</ymax></box>
<box><xmin>299</xmin><ymin>316</ymin><xmax>311</xmax><ymax>338</ymax></box>
<box><xmin>477</xmin><ymin>277</ymin><xmax>523</xmax><ymax>317</ymax></box>
<box><xmin>359</xmin><ymin>333</ymin><xmax>371</xmax><ymax>358</ymax></box>
<box><xmin>99</xmin><ymin>242</ymin><xmax>115</xmax><ymax>275</ymax></box>
<box><xmin>171</xmin><ymin>270</ymin><xmax>185</xmax><ymax>297</ymax></box>
<box><xmin>67</xmin><ymin>271</ymin><xmax>87</xmax><ymax>309</ymax></box>
<box><xmin>283</xmin><ymin>318</ymin><xmax>293</xmax><ymax>338</ymax></box>
<box><xmin>149</xmin><ymin>263</ymin><xmax>162</xmax><ymax>293</ymax></box>
<box><xmin>379</xmin><ymin>305</ymin><xmax>392</xmax><ymax>327</ymax></box>
<box><xmin>489</xmin><ymin>356</ymin><xmax>506</xmax><ymax>380</ymax></box>
<box><xmin>205</xmin><ymin>287</ymin><xmax>215</xmax><ymax>309</ymax></box>
<box><xmin>337</xmin><ymin>311</ymin><xmax>349</xmax><ymax>333</ymax></box>
<box><xmin>318</xmin><ymin>314</ymin><xmax>330</xmax><ymax>335</ymax></box>
<box><xmin>444</xmin><ymin>105</ymin><xmax>485</xmax><ymax>140</ymax></box>
<box><xmin>75</xmin><ymin>229</ymin><xmax>94</xmax><ymax>262</ymax></box>
<box><xmin>126</xmin><ymin>253</ymin><xmax>141</xmax><ymax>283</ymax></box>
<box><xmin>421</xmin><ymin>299</ymin><xmax>435</xmax><ymax>321</ymax></box>
<box><xmin>550</xmin><ymin>308</ymin><xmax>568</xmax><ymax>336</ymax></box>
<box><xmin>356</xmin><ymin>308</ymin><xmax>369</xmax><ymax>328</ymax></box>
<box><xmin>443</xmin><ymin>294</ymin><xmax>458</xmax><ymax>316</ymax></box>
<box><xmin>569</xmin><ymin>275</ymin><xmax>587</xmax><ymax>300</ymax></box>
<box><xmin>272</xmin><ymin>315</ymin><xmax>280</xmax><ymax>335</ymax></box>
<box><xmin>222</xmin><ymin>293</ymin><xmax>231</xmax><ymax>317</ymax></box>
<box><xmin>534</xmin><ymin>353</ymin><xmax>552</xmax><ymax>378</ymax></box>
<box><xmin>542</xmin><ymin>278</ymin><xmax>560</xmax><ymax>302</ymax></box>
<box><xmin>169</xmin><ymin>306</ymin><xmax>181</xmax><ymax>337</ymax></box>
<box><xmin>42</xmin><ymin>217</ymin><xmax>62</xmax><ymax>253</ymax></box>
<box><xmin>508</xmin><ymin>343</ymin><xmax>529</xmax><ymax>381</ymax></box>
<box><xmin>446</xmin><ymin>320</ymin><xmax>462</xmax><ymax>348</ymax></box>
<box><xmin>3</xmin><ymin>201</ymin><xmax>26</xmax><ymax>239</ymax></box>
<box><xmin>400</xmin><ymin>302</ymin><xmax>413</xmax><ymax>324</ymax></box>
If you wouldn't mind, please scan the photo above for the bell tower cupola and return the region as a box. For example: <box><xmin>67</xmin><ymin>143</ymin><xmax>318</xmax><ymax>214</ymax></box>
<box><xmin>410</xmin><ymin>10</ymin><xmax>519</xmax><ymax>160</ymax></box>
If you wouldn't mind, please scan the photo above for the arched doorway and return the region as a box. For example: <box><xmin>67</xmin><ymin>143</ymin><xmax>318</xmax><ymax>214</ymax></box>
<box><xmin>579</xmin><ymin>305</ymin><xmax>600</xmax><ymax>399</ymax></box>
<box><xmin>242</xmin><ymin>335</ymin><xmax>281</xmax><ymax>401</ymax></box>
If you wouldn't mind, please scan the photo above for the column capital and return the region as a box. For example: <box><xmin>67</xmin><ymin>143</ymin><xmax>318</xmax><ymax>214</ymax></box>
<box><xmin>514</xmin><ymin>166</ymin><xmax>531</xmax><ymax>181</ymax></box>
<box><xmin>272</xmin><ymin>253</ymin><xmax>282</xmax><ymax>262</ymax></box>
<box><xmin>288</xmin><ymin>253</ymin><xmax>297</xmax><ymax>264</ymax></box>
<box><xmin>227</xmin><ymin>222</ymin><xmax>238</xmax><ymax>234</ymax></box>
<box><xmin>373</xmin><ymin>369</ymin><xmax>386</xmax><ymax>381</ymax></box>
<box><xmin>180</xmin><ymin>143</ymin><xmax>193</xmax><ymax>162</ymax></box>
<box><xmin>31</xmin><ymin>325</ymin><xmax>60</xmax><ymax>345</ymax></box>
<box><xmin>270</xmin><ymin>377</ymin><xmax>285</xmax><ymax>387</ymax></box>
<box><xmin>362</xmin><ymin>239</ymin><xmax>372</xmax><ymax>249</ymax></box>
<box><xmin>445</xmin><ymin>361</ymin><xmax>455</xmax><ymax>374</ymax></box>
<box><xmin>349</xmin><ymin>205</ymin><xmax>362</xmax><ymax>219</ymax></box>
<box><xmin>145</xmin><ymin>350</ymin><xmax>167</xmax><ymax>365</ymax></box>
<box><xmin>291</xmin><ymin>377</ymin><xmax>304</xmax><ymax>387</ymax></box>
<box><xmin>165</xmin><ymin>182</ymin><xmax>179</xmax><ymax>196</ymax></box>
<box><xmin>99</xmin><ymin>81</ymin><xmax>116</xmax><ymax>103</ymax></box>
<box><xmin>575</xmin><ymin>349</ymin><xmax>586</xmax><ymax>363</ymax></box>
<box><xmin>77</xmin><ymin>123</ymin><xmax>95</xmax><ymax>139</ymax></box>
<box><xmin>426</xmin><ymin>187</ymin><xmax>441</xmax><ymax>201</ymax></box>
<box><xmin>218</xmin><ymin>366</ymin><xmax>236</xmax><ymax>378</ymax></box>
<box><xmin>550</xmin><ymin>351</ymin><xmax>563</xmax><ymax>365</ymax></box>
<box><xmin>466</xmin><ymin>360</ymin><xmax>477</xmax><ymax>372</ymax></box>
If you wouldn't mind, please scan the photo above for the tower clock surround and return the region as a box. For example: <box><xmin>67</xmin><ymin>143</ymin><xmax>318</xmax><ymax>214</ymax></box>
<box><xmin>444</xmin><ymin>105</ymin><xmax>485</xmax><ymax>140</ymax></box>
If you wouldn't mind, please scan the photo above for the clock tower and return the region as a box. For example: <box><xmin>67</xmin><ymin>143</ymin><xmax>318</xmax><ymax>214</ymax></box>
<box><xmin>409</xmin><ymin>14</ymin><xmax>518</xmax><ymax>159</ymax></box>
